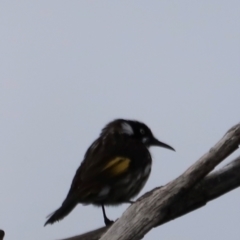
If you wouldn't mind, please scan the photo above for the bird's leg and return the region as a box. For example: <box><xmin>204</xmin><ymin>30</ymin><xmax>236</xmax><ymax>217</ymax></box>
<box><xmin>101</xmin><ymin>204</ymin><xmax>114</xmax><ymax>226</ymax></box>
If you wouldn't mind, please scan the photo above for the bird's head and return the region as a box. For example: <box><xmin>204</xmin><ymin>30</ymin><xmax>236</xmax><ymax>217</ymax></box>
<box><xmin>101</xmin><ymin>119</ymin><xmax>175</xmax><ymax>151</ymax></box>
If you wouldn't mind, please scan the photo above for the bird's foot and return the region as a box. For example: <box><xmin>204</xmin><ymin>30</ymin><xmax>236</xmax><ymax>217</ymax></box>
<box><xmin>104</xmin><ymin>217</ymin><xmax>114</xmax><ymax>226</ymax></box>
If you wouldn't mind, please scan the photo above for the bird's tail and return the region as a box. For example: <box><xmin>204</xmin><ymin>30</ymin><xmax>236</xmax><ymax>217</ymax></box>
<box><xmin>44</xmin><ymin>199</ymin><xmax>77</xmax><ymax>226</ymax></box>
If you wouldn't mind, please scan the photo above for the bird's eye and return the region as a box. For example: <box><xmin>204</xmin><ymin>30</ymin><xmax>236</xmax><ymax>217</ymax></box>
<box><xmin>140</xmin><ymin>129</ymin><xmax>145</xmax><ymax>135</ymax></box>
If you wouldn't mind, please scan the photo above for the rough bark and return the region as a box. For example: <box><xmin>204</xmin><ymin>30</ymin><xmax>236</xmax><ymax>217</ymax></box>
<box><xmin>155</xmin><ymin>155</ymin><xmax>240</xmax><ymax>226</ymax></box>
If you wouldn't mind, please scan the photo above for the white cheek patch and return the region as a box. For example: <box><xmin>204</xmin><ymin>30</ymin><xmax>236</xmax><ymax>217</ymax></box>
<box><xmin>121</xmin><ymin>122</ymin><xmax>134</xmax><ymax>135</ymax></box>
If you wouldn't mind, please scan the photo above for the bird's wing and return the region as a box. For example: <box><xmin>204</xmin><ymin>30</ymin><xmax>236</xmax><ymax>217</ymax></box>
<box><xmin>64</xmin><ymin>136</ymin><xmax>148</xmax><ymax>201</ymax></box>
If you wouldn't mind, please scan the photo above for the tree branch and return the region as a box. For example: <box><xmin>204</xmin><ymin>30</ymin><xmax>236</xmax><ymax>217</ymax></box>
<box><xmin>60</xmin><ymin>155</ymin><xmax>240</xmax><ymax>240</ymax></box>
<box><xmin>155</xmin><ymin>155</ymin><xmax>240</xmax><ymax>226</ymax></box>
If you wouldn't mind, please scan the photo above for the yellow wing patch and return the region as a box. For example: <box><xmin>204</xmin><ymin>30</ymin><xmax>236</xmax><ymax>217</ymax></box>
<box><xmin>103</xmin><ymin>157</ymin><xmax>130</xmax><ymax>176</ymax></box>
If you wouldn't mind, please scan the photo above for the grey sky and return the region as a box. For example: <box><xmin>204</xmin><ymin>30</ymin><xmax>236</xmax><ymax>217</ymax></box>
<box><xmin>0</xmin><ymin>1</ymin><xmax>240</xmax><ymax>240</ymax></box>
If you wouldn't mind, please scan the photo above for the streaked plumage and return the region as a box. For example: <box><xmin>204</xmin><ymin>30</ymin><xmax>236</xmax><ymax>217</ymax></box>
<box><xmin>44</xmin><ymin>119</ymin><xmax>174</xmax><ymax>226</ymax></box>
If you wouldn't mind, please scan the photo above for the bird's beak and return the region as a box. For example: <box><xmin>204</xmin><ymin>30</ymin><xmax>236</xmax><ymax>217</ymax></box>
<box><xmin>150</xmin><ymin>137</ymin><xmax>175</xmax><ymax>151</ymax></box>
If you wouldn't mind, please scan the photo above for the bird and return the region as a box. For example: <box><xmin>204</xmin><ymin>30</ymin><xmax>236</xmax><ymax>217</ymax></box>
<box><xmin>44</xmin><ymin>119</ymin><xmax>175</xmax><ymax>226</ymax></box>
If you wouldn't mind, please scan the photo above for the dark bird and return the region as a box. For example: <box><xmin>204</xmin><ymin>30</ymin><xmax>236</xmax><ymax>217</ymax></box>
<box><xmin>44</xmin><ymin>119</ymin><xmax>174</xmax><ymax>226</ymax></box>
